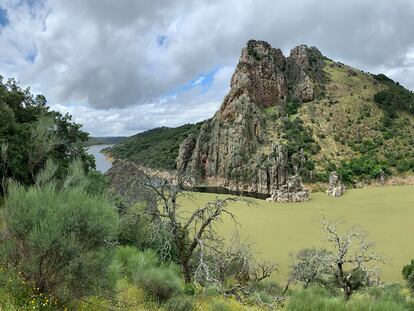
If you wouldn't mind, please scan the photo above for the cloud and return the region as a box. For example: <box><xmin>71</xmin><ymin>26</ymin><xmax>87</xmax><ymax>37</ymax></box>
<box><xmin>0</xmin><ymin>0</ymin><xmax>413</xmax><ymax>135</ymax></box>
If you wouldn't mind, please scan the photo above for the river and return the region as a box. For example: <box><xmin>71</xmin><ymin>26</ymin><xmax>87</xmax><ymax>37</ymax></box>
<box><xmin>86</xmin><ymin>145</ymin><xmax>113</xmax><ymax>173</ymax></box>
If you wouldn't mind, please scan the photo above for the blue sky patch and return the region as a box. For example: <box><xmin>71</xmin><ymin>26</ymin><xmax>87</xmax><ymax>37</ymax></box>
<box><xmin>26</xmin><ymin>50</ymin><xmax>37</xmax><ymax>63</ymax></box>
<box><xmin>165</xmin><ymin>66</ymin><xmax>222</xmax><ymax>99</ymax></box>
<box><xmin>0</xmin><ymin>6</ymin><xmax>9</xmax><ymax>27</ymax></box>
<box><xmin>156</xmin><ymin>35</ymin><xmax>168</xmax><ymax>47</ymax></box>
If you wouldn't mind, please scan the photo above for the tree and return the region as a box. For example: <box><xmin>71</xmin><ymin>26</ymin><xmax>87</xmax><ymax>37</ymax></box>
<box><xmin>144</xmin><ymin>174</ymin><xmax>241</xmax><ymax>284</ymax></box>
<box><xmin>0</xmin><ymin>76</ymin><xmax>94</xmax><ymax>193</ymax></box>
<box><xmin>0</xmin><ymin>160</ymin><xmax>119</xmax><ymax>303</ymax></box>
<box><xmin>141</xmin><ymin>173</ymin><xmax>277</xmax><ymax>289</ymax></box>
<box><xmin>402</xmin><ymin>259</ymin><xmax>414</xmax><ymax>292</ymax></box>
<box><xmin>290</xmin><ymin>219</ymin><xmax>383</xmax><ymax>299</ymax></box>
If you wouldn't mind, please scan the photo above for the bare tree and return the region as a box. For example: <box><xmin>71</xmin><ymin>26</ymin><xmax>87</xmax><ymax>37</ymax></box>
<box><xmin>290</xmin><ymin>218</ymin><xmax>383</xmax><ymax>299</ymax></box>
<box><xmin>289</xmin><ymin>248</ymin><xmax>332</xmax><ymax>288</ymax></box>
<box><xmin>144</xmin><ymin>173</ymin><xmax>244</xmax><ymax>284</ymax></box>
<box><xmin>194</xmin><ymin>234</ymin><xmax>277</xmax><ymax>289</ymax></box>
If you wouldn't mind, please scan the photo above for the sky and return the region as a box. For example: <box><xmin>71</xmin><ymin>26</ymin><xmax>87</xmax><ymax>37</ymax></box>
<box><xmin>0</xmin><ymin>0</ymin><xmax>413</xmax><ymax>136</ymax></box>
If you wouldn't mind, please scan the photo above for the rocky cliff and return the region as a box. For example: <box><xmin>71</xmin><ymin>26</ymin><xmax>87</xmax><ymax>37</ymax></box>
<box><xmin>109</xmin><ymin>40</ymin><xmax>414</xmax><ymax>197</ymax></box>
<box><xmin>177</xmin><ymin>40</ymin><xmax>326</xmax><ymax>197</ymax></box>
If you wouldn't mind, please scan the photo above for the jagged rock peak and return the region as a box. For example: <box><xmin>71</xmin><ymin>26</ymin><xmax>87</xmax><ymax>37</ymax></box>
<box><xmin>175</xmin><ymin>40</ymin><xmax>326</xmax><ymax>201</ymax></box>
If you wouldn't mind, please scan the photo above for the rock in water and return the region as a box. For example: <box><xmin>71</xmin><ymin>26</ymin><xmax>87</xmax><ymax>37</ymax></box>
<box><xmin>267</xmin><ymin>174</ymin><xmax>310</xmax><ymax>202</ymax></box>
<box><xmin>327</xmin><ymin>171</ymin><xmax>346</xmax><ymax>197</ymax></box>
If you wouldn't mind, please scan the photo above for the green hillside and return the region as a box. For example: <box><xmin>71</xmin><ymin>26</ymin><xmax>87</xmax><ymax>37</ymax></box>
<box><xmin>108</xmin><ymin>60</ymin><xmax>414</xmax><ymax>183</ymax></box>
<box><xmin>108</xmin><ymin>122</ymin><xmax>204</xmax><ymax>170</ymax></box>
<box><xmin>86</xmin><ymin>136</ymin><xmax>126</xmax><ymax>146</ymax></box>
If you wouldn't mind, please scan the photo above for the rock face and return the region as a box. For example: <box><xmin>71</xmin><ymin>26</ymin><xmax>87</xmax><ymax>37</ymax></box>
<box><xmin>177</xmin><ymin>40</ymin><xmax>324</xmax><ymax>201</ymax></box>
<box><xmin>327</xmin><ymin>171</ymin><xmax>346</xmax><ymax>197</ymax></box>
<box><xmin>267</xmin><ymin>174</ymin><xmax>310</xmax><ymax>203</ymax></box>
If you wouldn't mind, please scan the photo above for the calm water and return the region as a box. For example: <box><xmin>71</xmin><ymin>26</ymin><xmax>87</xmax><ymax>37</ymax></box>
<box><xmin>86</xmin><ymin>145</ymin><xmax>113</xmax><ymax>173</ymax></box>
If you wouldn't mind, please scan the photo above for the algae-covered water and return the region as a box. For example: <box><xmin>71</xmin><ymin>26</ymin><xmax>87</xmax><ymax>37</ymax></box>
<box><xmin>180</xmin><ymin>185</ymin><xmax>414</xmax><ymax>283</ymax></box>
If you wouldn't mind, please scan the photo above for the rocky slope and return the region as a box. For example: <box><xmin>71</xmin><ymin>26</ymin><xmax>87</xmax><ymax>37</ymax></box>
<box><xmin>109</xmin><ymin>40</ymin><xmax>414</xmax><ymax>199</ymax></box>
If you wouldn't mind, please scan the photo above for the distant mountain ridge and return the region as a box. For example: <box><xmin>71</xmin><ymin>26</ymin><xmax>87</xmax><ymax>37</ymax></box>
<box><xmin>86</xmin><ymin>136</ymin><xmax>127</xmax><ymax>146</ymax></box>
<box><xmin>108</xmin><ymin>40</ymin><xmax>414</xmax><ymax>193</ymax></box>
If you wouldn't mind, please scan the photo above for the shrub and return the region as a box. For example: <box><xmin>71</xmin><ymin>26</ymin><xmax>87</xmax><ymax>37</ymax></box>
<box><xmin>118</xmin><ymin>203</ymin><xmax>179</xmax><ymax>261</ymax></box>
<box><xmin>208</xmin><ymin>300</ymin><xmax>232</xmax><ymax>311</ymax></box>
<box><xmin>0</xmin><ymin>162</ymin><xmax>119</xmax><ymax>303</ymax></box>
<box><xmin>136</xmin><ymin>265</ymin><xmax>183</xmax><ymax>302</ymax></box>
<box><xmin>114</xmin><ymin>246</ymin><xmax>184</xmax><ymax>302</ymax></box>
<box><xmin>286</xmin><ymin>286</ymin><xmax>346</xmax><ymax>311</ymax></box>
<box><xmin>402</xmin><ymin>259</ymin><xmax>414</xmax><ymax>292</ymax></box>
<box><xmin>163</xmin><ymin>296</ymin><xmax>195</xmax><ymax>311</ymax></box>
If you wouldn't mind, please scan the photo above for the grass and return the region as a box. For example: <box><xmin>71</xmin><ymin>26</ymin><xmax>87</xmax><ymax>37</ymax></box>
<box><xmin>179</xmin><ymin>185</ymin><xmax>414</xmax><ymax>284</ymax></box>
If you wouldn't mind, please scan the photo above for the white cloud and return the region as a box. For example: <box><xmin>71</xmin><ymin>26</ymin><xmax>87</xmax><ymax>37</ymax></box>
<box><xmin>0</xmin><ymin>0</ymin><xmax>413</xmax><ymax>136</ymax></box>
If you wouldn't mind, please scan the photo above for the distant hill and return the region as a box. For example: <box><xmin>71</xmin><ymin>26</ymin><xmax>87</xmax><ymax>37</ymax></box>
<box><xmin>108</xmin><ymin>40</ymin><xmax>414</xmax><ymax>192</ymax></box>
<box><xmin>107</xmin><ymin>123</ymin><xmax>204</xmax><ymax>170</ymax></box>
<box><xmin>86</xmin><ymin>136</ymin><xmax>127</xmax><ymax>146</ymax></box>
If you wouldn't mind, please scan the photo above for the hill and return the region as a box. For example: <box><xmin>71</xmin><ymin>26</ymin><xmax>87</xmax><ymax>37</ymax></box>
<box><xmin>86</xmin><ymin>136</ymin><xmax>127</xmax><ymax>146</ymax></box>
<box><xmin>108</xmin><ymin>40</ymin><xmax>414</xmax><ymax>195</ymax></box>
<box><xmin>108</xmin><ymin>123</ymin><xmax>204</xmax><ymax>170</ymax></box>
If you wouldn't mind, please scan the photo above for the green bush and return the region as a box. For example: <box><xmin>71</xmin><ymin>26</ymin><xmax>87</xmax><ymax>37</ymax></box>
<box><xmin>337</xmin><ymin>156</ymin><xmax>388</xmax><ymax>183</ymax></box>
<box><xmin>287</xmin><ymin>285</ymin><xmax>411</xmax><ymax>311</ymax></box>
<box><xmin>134</xmin><ymin>265</ymin><xmax>183</xmax><ymax>302</ymax></box>
<box><xmin>114</xmin><ymin>246</ymin><xmax>184</xmax><ymax>303</ymax></box>
<box><xmin>403</xmin><ymin>259</ymin><xmax>414</xmax><ymax>292</ymax></box>
<box><xmin>163</xmin><ymin>296</ymin><xmax>195</xmax><ymax>311</ymax></box>
<box><xmin>0</xmin><ymin>163</ymin><xmax>119</xmax><ymax>304</ymax></box>
<box><xmin>286</xmin><ymin>286</ymin><xmax>345</xmax><ymax>311</ymax></box>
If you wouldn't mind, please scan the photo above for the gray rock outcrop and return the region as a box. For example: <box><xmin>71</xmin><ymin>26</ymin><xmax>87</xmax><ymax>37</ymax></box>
<box><xmin>327</xmin><ymin>171</ymin><xmax>346</xmax><ymax>197</ymax></box>
<box><xmin>267</xmin><ymin>174</ymin><xmax>310</xmax><ymax>203</ymax></box>
<box><xmin>176</xmin><ymin>40</ymin><xmax>324</xmax><ymax>200</ymax></box>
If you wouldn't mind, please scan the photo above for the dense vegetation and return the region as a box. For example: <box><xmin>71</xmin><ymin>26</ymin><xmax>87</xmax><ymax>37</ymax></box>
<box><xmin>108</xmin><ymin>122</ymin><xmax>204</xmax><ymax>170</ymax></box>
<box><xmin>0</xmin><ymin>76</ymin><xmax>94</xmax><ymax>193</ymax></box>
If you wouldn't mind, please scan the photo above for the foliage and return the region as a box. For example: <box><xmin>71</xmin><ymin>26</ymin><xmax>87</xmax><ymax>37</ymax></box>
<box><xmin>163</xmin><ymin>296</ymin><xmax>195</xmax><ymax>311</ymax></box>
<box><xmin>208</xmin><ymin>300</ymin><xmax>232</xmax><ymax>311</ymax></box>
<box><xmin>286</xmin><ymin>285</ymin><xmax>413</xmax><ymax>311</ymax></box>
<box><xmin>118</xmin><ymin>203</ymin><xmax>179</xmax><ymax>261</ymax></box>
<box><xmin>402</xmin><ymin>259</ymin><xmax>414</xmax><ymax>292</ymax></box>
<box><xmin>336</xmin><ymin>156</ymin><xmax>388</xmax><ymax>183</ymax></box>
<box><xmin>109</xmin><ymin>122</ymin><xmax>203</xmax><ymax>170</ymax></box>
<box><xmin>0</xmin><ymin>161</ymin><xmax>119</xmax><ymax>303</ymax></box>
<box><xmin>85</xmin><ymin>170</ymin><xmax>110</xmax><ymax>195</ymax></box>
<box><xmin>374</xmin><ymin>74</ymin><xmax>414</xmax><ymax>117</ymax></box>
<box><xmin>282</xmin><ymin>117</ymin><xmax>320</xmax><ymax>157</ymax></box>
<box><xmin>289</xmin><ymin>219</ymin><xmax>382</xmax><ymax>299</ymax></box>
<box><xmin>113</xmin><ymin>246</ymin><xmax>184</xmax><ymax>302</ymax></box>
<box><xmin>285</xmin><ymin>99</ymin><xmax>302</xmax><ymax>116</ymax></box>
<box><xmin>0</xmin><ymin>76</ymin><xmax>94</xmax><ymax>193</ymax></box>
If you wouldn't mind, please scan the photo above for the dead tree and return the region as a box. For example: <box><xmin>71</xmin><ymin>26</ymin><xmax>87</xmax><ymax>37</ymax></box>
<box><xmin>144</xmin><ymin>174</ymin><xmax>244</xmax><ymax>284</ymax></box>
<box><xmin>322</xmin><ymin>218</ymin><xmax>383</xmax><ymax>299</ymax></box>
<box><xmin>290</xmin><ymin>218</ymin><xmax>383</xmax><ymax>299</ymax></box>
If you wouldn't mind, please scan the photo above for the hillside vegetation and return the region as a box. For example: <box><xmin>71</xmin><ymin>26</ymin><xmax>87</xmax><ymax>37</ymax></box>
<box><xmin>108</xmin><ymin>122</ymin><xmax>204</xmax><ymax>170</ymax></box>
<box><xmin>108</xmin><ymin>55</ymin><xmax>414</xmax><ymax>185</ymax></box>
<box><xmin>86</xmin><ymin>136</ymin><xmax>126</xmax><ymax>146</ymax></box>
